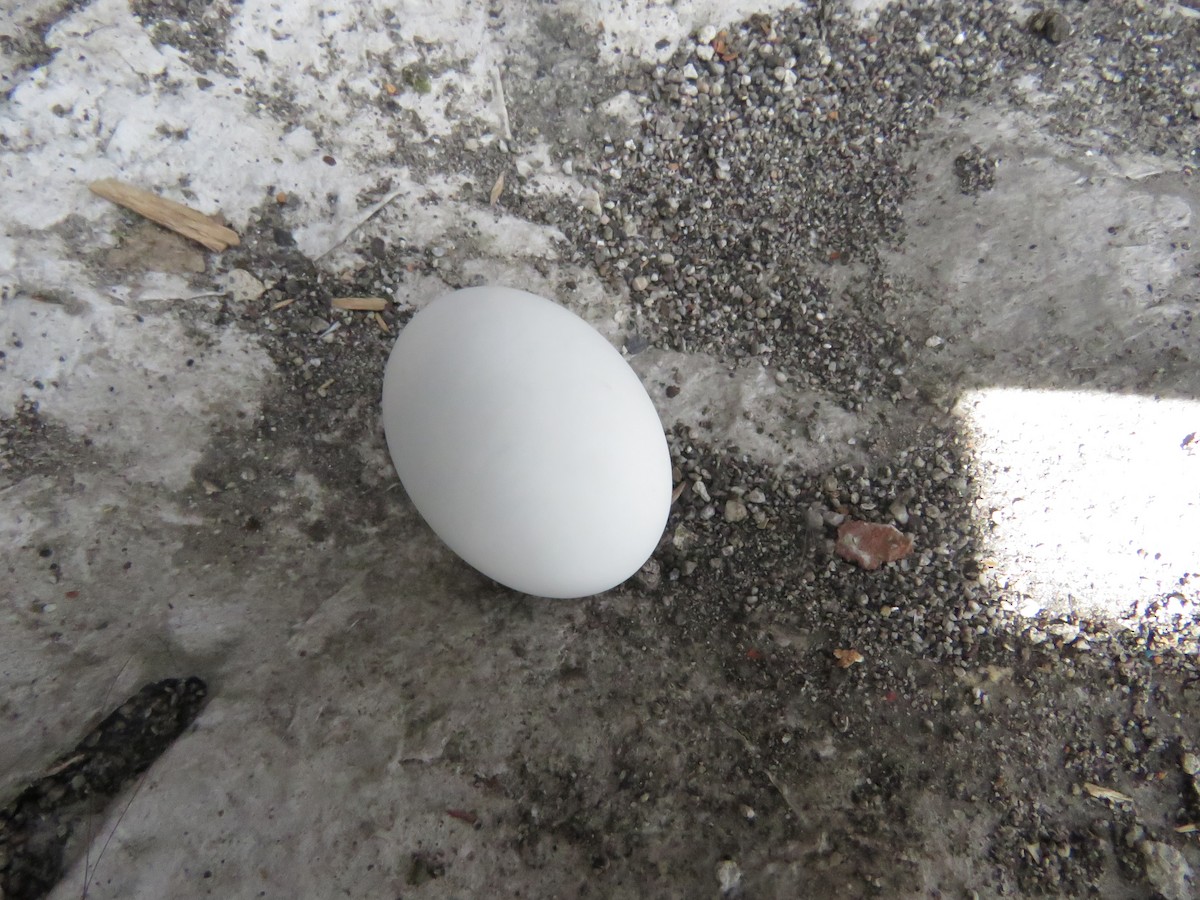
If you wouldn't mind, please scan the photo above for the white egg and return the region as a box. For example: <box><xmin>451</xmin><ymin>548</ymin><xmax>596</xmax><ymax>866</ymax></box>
<box><xmin>381</xmin><ymin>286</ymin><xmax>672</xmax><ymax>598</ymax></box>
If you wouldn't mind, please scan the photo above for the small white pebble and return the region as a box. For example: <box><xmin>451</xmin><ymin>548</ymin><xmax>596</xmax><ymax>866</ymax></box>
<box><xmin>698</xmin><ymin>25</ymin><xmax>718</xmax><ymax>45</ymax></box>
<box><xmin>716</xmin><ymin>860</ymin><xmax>742</xmax><ymax>892</ymax></box>
<box><xmin>580</xmin><ymin>189</ymin><xmax>602</xmax><ymax>215</ymax></box>
<box><xmin>1182</xmin><ymin>752</ymin><xmax>1199</xmax><ymax>776</ymax></box>
<box><xmin>724</xmin><ymin>498</ymin><xmax>749</xmax><ymax>523</ymax></box>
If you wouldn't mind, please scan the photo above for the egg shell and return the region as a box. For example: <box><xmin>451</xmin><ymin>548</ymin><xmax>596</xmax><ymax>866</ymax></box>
<box><xmin>381</xmin><ymin>287</ymin><xmax>672</xmax><ymax>598</ymax></box>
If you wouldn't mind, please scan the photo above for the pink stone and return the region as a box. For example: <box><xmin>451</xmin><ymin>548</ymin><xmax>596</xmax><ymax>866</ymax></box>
<box><xmin>836</xmin><ymin>520</ymin><xmax>914</xmax><ymax>570</ymax></box>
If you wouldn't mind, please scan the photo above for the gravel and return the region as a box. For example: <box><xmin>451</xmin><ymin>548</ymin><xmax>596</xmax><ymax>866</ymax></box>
<box><xmin>953</xmin><ymin>143</ymin><xmax>998</xmax><ymax>194</ymax></box>
<box><xmin>526</xmin><ymin>0</ymin><xmax>1199</xmax><ymax>414</ymax></box>
<box><xmin>508</xmin><ymin>2</ymin><xmax>1198</xmax><ymax>894</ymax></box>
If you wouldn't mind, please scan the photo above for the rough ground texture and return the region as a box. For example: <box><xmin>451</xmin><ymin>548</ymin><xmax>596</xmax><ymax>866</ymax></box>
<box><xmin>1</xmin><ymin>678</ymin><xmax>208</xmax><ymax>899</ymax></box>
<box><xmin>2</xmin><ymin>0</ymin><xmax>1199</xmax><ymax>898</ymax></box>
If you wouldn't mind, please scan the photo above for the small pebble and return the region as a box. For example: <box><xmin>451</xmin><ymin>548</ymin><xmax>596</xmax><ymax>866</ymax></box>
<box><xmin>581</xmin><ymin>189</ymin><xmax>602</xmax><ymax>215</ymax></box>
<box><xmin>1182</xmin><ymin>752</ymin><xmax>1200</xmax><ymax>776</ymax></box>
<box><xmin>1028</xmin><ymin>10</ymin><xmax>1072</xmax><ymax>44</ymax></box>
<box><xmin>804</xmin><ymin>505</ymin><xmax>825</xmax><ymax>532</ymax></box>
<box><xmin>223</xmin><ymin>269</ymin><xmax>265</xmax><ymax>303</ymax></box>
<box><xmin>1140</xmin><ymin>841</ymin><xmax>1194</xmax><ymax>900</ymax></box>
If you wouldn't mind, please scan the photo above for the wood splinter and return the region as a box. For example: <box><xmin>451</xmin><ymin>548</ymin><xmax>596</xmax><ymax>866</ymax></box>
<box><xmin>89</xmin><ymin>178</ymin><xmax>240</xmax><ymax>252</ymax></box>
<box><xmin>331</xmin><ymin>297</ymin><xmax>388</xmax><ymax>312</ymax></box>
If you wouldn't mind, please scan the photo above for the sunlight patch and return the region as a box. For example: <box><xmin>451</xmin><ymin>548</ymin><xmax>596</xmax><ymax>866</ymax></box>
<box><xmin>961</xmin><ymin>388</ymin><xmax>1200</xmax><ymax>619</ymax></box>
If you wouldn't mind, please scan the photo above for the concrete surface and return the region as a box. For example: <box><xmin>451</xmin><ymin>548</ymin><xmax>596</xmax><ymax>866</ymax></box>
<box><xmin>2</xmin><ymin>1</ymin><xmax>1200</xmax><ymax>898</ymax></box>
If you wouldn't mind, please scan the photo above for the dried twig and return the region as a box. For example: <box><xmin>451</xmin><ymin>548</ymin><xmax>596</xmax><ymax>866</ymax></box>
<box><xmin>89</xmin><ymin>179</ymin><xmax>239</xmax><ymax>252</ymax></box>
<box><xmin>331</xmin><ymin>297</ymin><xmax>388</xmax><ymax>311</ymax></box>
<box><xmin>1084</xmin><ymin>782</ymin><xmax>1134</xmax><ymax>804</ymax></box>
<box><xmin>314</xmin><ymin>186</ymin><xmax>408</xmax><ymax>260</ymax></box>
<box><xmin>492</xmin><ymin>65</ymin><xmax>512</xmax><ymax>141</ymax></box>
<box><xmin>41</xmin><ymin>754</ymin><xmax>87</xmax><ymax>778</ymax></box>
